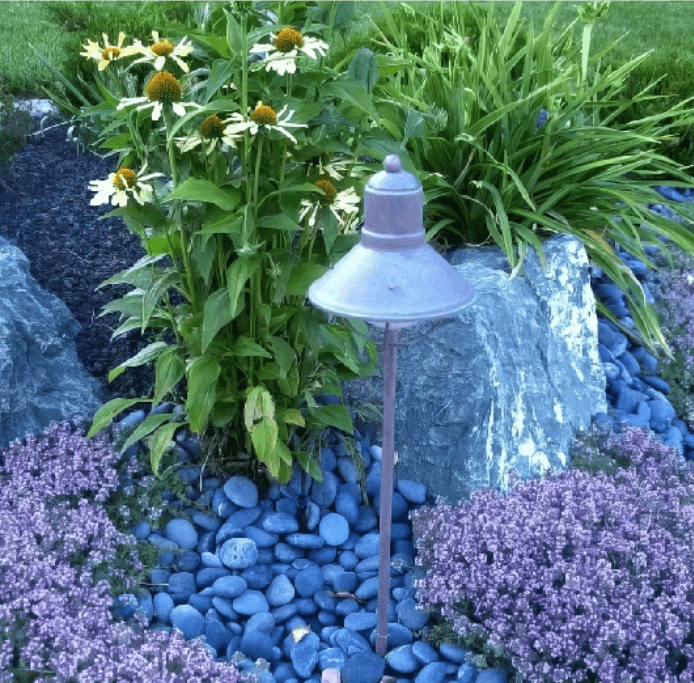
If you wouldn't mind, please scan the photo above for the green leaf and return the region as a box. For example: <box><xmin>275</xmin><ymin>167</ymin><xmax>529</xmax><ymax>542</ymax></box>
<box><xmin>107</xmin><ymin>341</ymin><xmax>168</xmax><ymax>383</ymax></box>
<box><xmin>257</xmin><ymin>363</ymin><xmax>280</xmax><ymax>381</ymax></box>
<box><xmin>402</xmin><ymin>107</ymin><xmax>425</xmax><ymax>147</ymax></box>
<box><xmin>186</xmin><ymin>32</ymin><xmax>232</xmax><ymax>60</ymax></box>
<box><xmin>186</xmin><ymin>355</ymin><xmax>222</xmax><ymax>432</ymax></box>
<box><xmin>86</xmin><ymin>397</ymin><xmax>152</xmax><ymax>439</ymax></box>
<box><xmin>96</xmin><ymin>253</ymin><xmax>169</xmax><ymax>289</ymax></box>
<box><xmin>162</xmin><ymin>177</ymin><xmax>241</xmax><ymax>211</ymax></box>
<box><xmin>202</xmin><ymin>287</ymin><xmax>233</xmax><ymax>353</ymax></box>
<box><xmin>323</xmin><ymin>79</ymin><xmax>380</xmax><ymax>122</ymax></box>
<box><xmin>148</xmin><ymin>422</ymin><xmax>181</xmax><ymax>476</ymax></box>
<box><xmin>308</xmin><ymin>403</ymin><xmax>354</xmax><ymax>435</ymax></box>
<box><xmin>231</xmin><ymin>337</ymin><xmax>273</xmax><ymax>358</ymax></box>
<box><xmin>251</xmin><ymin>418</ymin><xmax>279</xmax><ymax>468</ymax></box>
<box><xmin>99</xmin><ymin>132</ymin><xmax>132</xmax><ymax>150</ymax></box>
<box><xmin>226</xmin><ymin>252</ymin><xmax>263</xmax><ymax>319</ymax></box>
<box><xmin>295</xmin><ymin>450</ymin><xmax>323</xmax><ymax>481</ymax></box>
<box><xmin>319</xmin><ymin>205</ymin><xmax>340</xmax><ymax>255</ymax></box>
<box><xmin>153</xmin><ymin>346</ymin><xmax>186</xmax><ymax>405</ymax></box>
<box><xmin>257</xmin><ymin>213</ymin><xmax>302</xmax><ymax>232</ymax></box>
<box><xmin>266</xmin><ymin>336</ymin><xmax>296</xmax><ymax>380</ymax></box>
<box><xmin>192</xmin><ymin>232</ymin><xmax>217</xmax><ymax>287</ymax></box>
<box><xmin>117</xmin><ymin>412</ymin><xmax>177</xmax><ymax>457</ymax></box>
<box><xmin>206</xmin><ymin>59</ymin><xmax>235</xmax><ymax>102</ymax></box>
<box><xmin>348</xmin><ymin>47</ymin><xmax>380</xmax><ymax>93</ymax></box>
<box><xmin>244</xmin><ymin>387</ymin><xmax>276</xmax><ymax>431</ymax></box>
<box><xmin>286</xmin><ymin>263</ymin><xmax>329</xmax><ymax>298</ymax></box>
<box><xmin>333</xmin><ymin>0</ymin><xmax>355</xmax><ymax>26</ymax></box>
<box><xmin>277</xmin><ymin>364</ymin><xmax>299</xmax><ymax>398</ymax></box>
<box><xmin>142</xmin><ymin>270</ymin><xmax>181</xmax><ymax>334</ymax></box>
<box><xmin>279</xmin><ymin>408</ymin><xmax>305</xmax><ymax>427</ymax></box>
<box><xmin>223</xmin><ymin>8</ymin><xmax>244</xmax><ymax>55</ymax></box>
<box><xmin>198</xmin><ymin>212</ymin><xmax>244</xmax><ymax>236</ymax></box>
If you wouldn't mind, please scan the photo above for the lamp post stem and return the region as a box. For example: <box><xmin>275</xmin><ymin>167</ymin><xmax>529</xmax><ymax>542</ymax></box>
<box><xmin>376</xmin><ymin>322</ymin><xmax>398</xmax><ymax>656</ymax></box>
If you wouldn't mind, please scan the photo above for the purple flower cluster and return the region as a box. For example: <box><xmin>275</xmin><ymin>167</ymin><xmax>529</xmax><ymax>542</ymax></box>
<box><xmin>0</xmin><ymin>420</ymin><xmax>251</xmax><ymax>683</ymax></box>
<box><xmin>656</xmin><ymin>249</ymin><xmax>694</xmax><ymax>429</ymax></box>
<box><xmin>411</xmin><ymin>425</ymin><xmax>694</xmax><ymax>683</ymax></box>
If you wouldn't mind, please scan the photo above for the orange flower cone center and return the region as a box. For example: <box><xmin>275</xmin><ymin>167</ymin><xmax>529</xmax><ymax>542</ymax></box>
<box><xmin>145</xmin><ymin>71</ymin><xmax>181</xmax><ymax>102</ymax></box>
<box><xmin>315</xmin><ymin>178</ymin><xmax>336</xmax><ymax>204</ymax></box>
<box><xmin>150</xmin><ymin>40</ymin><xmax>175</xmax><ymax>57</ymax></box>
<box><xmin>101</xmin><ymin>46</ymin><xmax>121</xmax><ymax>60</ymax></box>
<box><xmin>274</xmin><ymin>27</ymin><xmax>303</xmax><ymax>52</ymax></box>
<box><xmin>113</xmin><ymin>167</ymin><xmax>137</xmax><ymax>190</ymax></box>
<box><xmin>201</xmin><ymin>114</ymin><xmax>226</xmax><ymax>138</ymax></box>
<box><xmin>251</xmin><ymin>105</ymin><xmax>277</xmax><ymax>126</ymax></box>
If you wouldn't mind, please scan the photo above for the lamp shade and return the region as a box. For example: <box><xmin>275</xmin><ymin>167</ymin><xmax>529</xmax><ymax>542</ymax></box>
<box><xmin>307</xmin><ymin>155</ymin><xmax>476</xmax><ymax>328</ymax></box>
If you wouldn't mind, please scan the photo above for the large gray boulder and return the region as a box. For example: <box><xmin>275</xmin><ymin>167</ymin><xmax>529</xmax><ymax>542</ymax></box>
<box><xmin>0</xmin><ymin>237</ymin><xmax>104</xmax><ymax>449</ymax></box>
<box><xmin>340</xmin><ymin>234</ymin><xmax>606</xmax><ymax>504</ymax></box>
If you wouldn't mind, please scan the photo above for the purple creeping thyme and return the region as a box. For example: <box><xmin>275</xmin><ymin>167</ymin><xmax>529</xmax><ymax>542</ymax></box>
<box><xmin>656</xmin><ymin>248</ymin><xmax>694</xmax><ymax>429</ymax></box>
<box><xmin>411</xmin><ymin>426</ymin><xmax>694</xmax><ymax>683</ymax></box>
<box><xmin>0</xmin><ymin>420</ymin><xmax>253</xmax><ymax>683</ymax></box>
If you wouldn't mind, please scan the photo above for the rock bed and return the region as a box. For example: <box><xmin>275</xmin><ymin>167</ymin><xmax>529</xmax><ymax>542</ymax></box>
<box><xmin>104</xmin><ymin>187</ymin><xmax>694</xmax><ymax>683</ymax></box>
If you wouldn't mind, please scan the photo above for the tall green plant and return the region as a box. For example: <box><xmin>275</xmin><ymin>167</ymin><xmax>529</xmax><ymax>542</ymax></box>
<box><xmin>370</xmin><ymin>0</ymin><xmax>694</xmax><ymax>359</ymax></box>
<box><xmin>46</xmin><ymin>1</ymin><xmax>396</xmax><ymax>484</ymax></box>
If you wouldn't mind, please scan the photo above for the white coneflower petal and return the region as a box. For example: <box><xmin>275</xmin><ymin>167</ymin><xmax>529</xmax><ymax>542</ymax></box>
<box><xmin>89</xmin><ymin>165</ymin><xmax>164</xmax><ymax>207</ymax></box>
<box><xmin>250</xmin><ymin>28</ymin><xmax>329</xmax><ymax>74</ymax></box>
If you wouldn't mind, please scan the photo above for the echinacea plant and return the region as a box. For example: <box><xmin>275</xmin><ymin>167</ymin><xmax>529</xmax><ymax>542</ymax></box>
<box><xmin>412</xmin><ymin>424</ymin><xmax>694</xmax><ymax>682</ymax></box>
<box><xmin>60</xmin><ymin>2</ymin><xmax>397</xmax><ymax>485</ymax></box>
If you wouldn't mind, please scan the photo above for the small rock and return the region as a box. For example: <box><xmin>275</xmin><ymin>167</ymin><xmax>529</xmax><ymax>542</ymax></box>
<box><xmin>334</xmin><ymin>628</ymin><xmax>372</xmax><ymax>656</ymax></box>
<box><xmin>223</xmin><ymin>476</ymin><xmax>259</xmax><ymax>508</ymax></box>
<box><xmin>195</xmin><ymin>567</ymin><xmax>229</xmax><ymax>588</ymax></box>
<box><xmin>266</xmin><ymin>573</ymin><xmax>296</xmax><ymax>607</ymax></box>
<box><xmin>291</xmin><ymin>644</ymin><xmax>319</xmax><ymax>678</ymax></box>
<box><xmin>170</xmin><ymin>604</ymin><xmax>205</xmax><ymax>639</ymax></box>
<box><xmin>295</xmin><ymin>565</ymin><xmax>324</xmax><ymax>598</ymax></box>
<box><xmin>396</xmin><ymin>479</ymin><xmax>426</xmax><ymax>504</ymax></box>
<box><xmin>165</xmin><ymin>518</ymin><xmax>199</xmax><ymax>550</ymax></box>
<box><xmin>414</xmin><ymin>661</ymin><xmax>447</xmax><ymax>683</ymax></box>
<box><xmin>397</xmin><ymin>598</ymin><xmax>429</xmax><ymax>630</ymax></box>
<box><xmin>205</xmin><ymin>618</ymin><xmax>232</xmax><ymax>653</ymax></box>
<box><xmin>319</xmin><ymin>647</ymin><xmax>348</xmax><ymax>671</ymax></box>
<box><xmin>219</xmin><ymin>537</ymin><xmax>259</xmax><ymax>569</ymax></box>
<box><xmin>386</xmin><ymin>644</ymin><xmax>420</xmax><ymax>674</ymax></box>
<box><xmin>285</xmin><ymin>533</ymin><xmax>325</xmax><ymax>549</ymax></box>
<box><xmin>263</xmin><ymin>512</ymin><xmax>300</xmax><ymax>534</ymax></box>
<box><xmin>153</xmin><ymin>592</ymin><xmax>173</xmax><ymax>622</ymax></box>
<box><xmin>233</xmin><ymin>590</ymin><xmax>270</xmax><ymax>616</ymax></box>
<box><xmin>355</xmin><ymin>576</ymin><xmax>380</xmax><ymax>600</ymax></box>
<box><xmin>438</xmin><ymin>643</ymin><xmax>470</xmax><ymax>664</ymax></box>
<box><xmin>354</xmin><ymin>533</ymin><xmax>380</xmax><ymax>559</ymax></box>
<box><xmin>167</xmin><ymin>572</ymin><xmax>196</xmax><ymax>602</ymax></box>
<box><xmin>344</xmin><ymin>611</ymin><xmax>377</xmax><ymax>632</ymax></box>
<box><xmin>211</xmin><ymin>575</ymin><xmax>247</xmax><ymax>599</ymax></box>
<box><xmin>311</xmin><ymin>471</ymin><xmax>338</xmax><ymax>507</ymax></box>
<box><xmin>412</xmin><ymin>640</ymin><xmax>439</xmax><ymax>665</ymax></box>
<box><xmin>240</xmin><ymin>629</ymin><xmax>277</xmax><ymax>661</ymax></box>
<box><xmin>177</xmin><ymin>550</ymin><xmax>201</xmax><ymax>572</ymax></box>
<box><xmin>341</xmin><ymin>652</ymin><xmax>385</xmax><ymax>683</ymax></box>
<box><xmin>320</xmin><ymin>512</ymin><xmax>350</xmax><ymax>546</ymax></box>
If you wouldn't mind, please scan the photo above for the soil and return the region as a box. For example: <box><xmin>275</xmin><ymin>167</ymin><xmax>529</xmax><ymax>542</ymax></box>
<box><xmin>0</xmin><ymin>112</ymin><xmax>175</xmax><ymax>413</ymax></box>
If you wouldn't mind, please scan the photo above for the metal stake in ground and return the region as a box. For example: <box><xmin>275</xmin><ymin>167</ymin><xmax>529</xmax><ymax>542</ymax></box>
<box><xmin>375</xmin><ymin>322</ymin><xmax>398</xmax><ymax>655</ymax></box>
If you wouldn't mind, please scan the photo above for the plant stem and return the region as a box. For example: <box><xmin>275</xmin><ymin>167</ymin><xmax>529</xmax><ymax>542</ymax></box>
<box><xmin>253</xmin><ymin>135</ymin><xmax>265</xmax><ymax>209</ymax></box>
<box><xmin>163</xmin><ymin>103</ymin><xmax>199</xmax><ymax>314</ymax></box>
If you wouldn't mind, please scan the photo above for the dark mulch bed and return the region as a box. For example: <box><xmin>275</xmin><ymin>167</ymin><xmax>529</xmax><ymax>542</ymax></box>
<box><xmin>0</xmin><ymin>113</ymin><xmax>175</xmax><ymax>413</ymax></box>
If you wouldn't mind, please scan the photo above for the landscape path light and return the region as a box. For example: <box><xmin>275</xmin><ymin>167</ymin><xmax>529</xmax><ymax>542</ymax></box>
<box><xmin>307</xmin><ymin>154</ymin><xmax>476</xmax><ymax>656</ymax></box>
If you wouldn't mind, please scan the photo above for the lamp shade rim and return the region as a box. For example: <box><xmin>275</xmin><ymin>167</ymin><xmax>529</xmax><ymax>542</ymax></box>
<box><xmin>306</xmin><ymin>242</ymin><xmax>476</xmax><ymax>324</ymax></box>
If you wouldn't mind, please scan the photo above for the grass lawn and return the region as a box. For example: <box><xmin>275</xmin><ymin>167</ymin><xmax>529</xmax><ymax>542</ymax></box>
<box><xmin>3</xmin><ymin>1</ymin><xmax>694</xmax><ymax>98</ymax></box>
